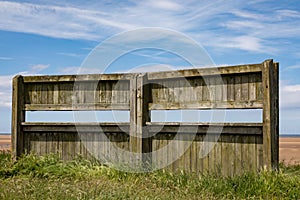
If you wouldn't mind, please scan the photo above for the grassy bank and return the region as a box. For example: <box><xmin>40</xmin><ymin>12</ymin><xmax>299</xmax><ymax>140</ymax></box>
<box><xmin>0</xmin><ymin>151</ymin><xmax>299</xmax><ymax>200</ymax></box>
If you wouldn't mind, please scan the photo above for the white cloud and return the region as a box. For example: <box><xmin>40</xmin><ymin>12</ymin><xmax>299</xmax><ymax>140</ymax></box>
<box><xmin>280</xmin><ymin>81</ymin><xmax>300</xmax><ymax>109</ymax></box>
<box><xmin>142</xmin><ymin>0</ymin><xmax>182</xmax><ymax>11</ymax></box>
<box><xmin>30</xmin><ymin>64</ymin><xmax>49</xmax><ymax>73</ymax></box>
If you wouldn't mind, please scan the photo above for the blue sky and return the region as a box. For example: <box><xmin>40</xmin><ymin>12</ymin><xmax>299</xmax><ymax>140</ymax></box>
<box><xmin>0</xmin><ymin>0</ymin><xmax>300</xmax><ymax>133</ymax></box>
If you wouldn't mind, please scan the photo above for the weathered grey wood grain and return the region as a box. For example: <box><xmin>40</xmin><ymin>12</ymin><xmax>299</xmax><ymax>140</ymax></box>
<box><xmin>14</xmin><ymin>60</ymin><xmax>278</xmax><ymax>176</ymax></box>
<box><xmin>11</xmin><ymin>75</ymin><xmax>25</xmax><ymax>159</ymax></box>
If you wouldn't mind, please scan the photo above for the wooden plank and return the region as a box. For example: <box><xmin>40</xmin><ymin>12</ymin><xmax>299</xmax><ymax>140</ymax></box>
<box><xmin>221</xmin><ymin>76</ymin><xmax>227</xmax><ymax>102</ymax></box>
<box><xmin>214</xmin><ymin>135</ymin><xmax>222</xmax><ymax>175</ymax></box>
<box><xmin>196</xmin><ymin>135</ymin><xmax>204</xmax><ymax>174</ymax></box>
<box><xmin>184</xmin><ymin>78</ymin><xmax>193</xmax><ymax>103</ymax></box>
<box><xmin>30</xmin><ymin>133</ymin><xmax>38</xmax><ymax>155</ymax></box>
<box><xmin>256</xmin><ymin>74</ymin><xmax>263</xmax><ymax>100</ymax></box>
<box><xmin>45</xmin><ymin>84</ymin><xmax>54</xmax><ymax>104</ymax></box>
<box><xmin>183</xmin><ymin>134</ymin><xmax>192</xmax><ymax>173</ymax></box>
<box><xmin>208</xmin><ymin>76</ymin><xmax>216</xmax><ymax>102</ymax></box>
<box><xmin>207</xmin><ymin>135</ymin><xmax>216</xmax><ymax>174</ymax></box>
<box><xmin>58</xmin><ymin>83</ymin><xmax>66</xmax><ymax>104</ymax></box>
<box><xmin>22</xmin><ymin>123</ymin><xmax>129</xmax><ymax>133</ymax></box>
<box><xmin>225</xmin><ymin>135</ymin><xmax>235</xmax><ymax>176</ymax></box>
<box><xmin>149</xmin><ymin>101</ymin><xmax>263</xmax><ymax>110</ymax></box>
<box><xmin>193</xmin><ymin>77</ymin><xmax>203</xmax><ymax>102</ymax></box>
<box><xmin>169</xmin><ymin>136</ymin><xmax>178</xmax><ymax>172</ymax></box>
<box><xmin>50</xmin><ymin>132</ymin><xmax>59</xmax><ymax>154</ymax></box>
<box><xmin>138</xmin><ymin>74</ymin><xmax>152</xmax><ymax>166</ymax></box>
<box><xmin>202</xmin><ymin>79</ymin><xmax>209</xmax><ymax>101</ymax></box>
<box><xmin>241</xmin><ymin>136</ymin><xmax>250</xmax><ymax>173</ymax></box>
<box><xmin>129</xmin><ymin>75</ymin><xmax>138</xmax><ymax>154</ymax></box>
<box><xmin>234</xmin><ymin>135</ymin><xmax>243</xmax><ymax>175</ymax></box>
<box><xmin>105</xmin><ymin>81</ymin><xmax>113</xmax><ymax>104</ymax></box>
<box><xmin>227</xmin><ymin>75</ymin><xmax>235</xmax><ymax>101</ymax></box>
<box><xmin>31</xmin><ymin>84</ymin><xmax>38</xmax><ymax>104</ymax></box>
<box><xmin>98</xmin><ymin>81</ymin><xmax>106</xmax><ymax>103</ymax></box>
<box><xmin>23</xmin><ymin>132</ymin><xmax>30</xmax><ymax>154</ymax></box>
<box><xmin>249</xmin><ymin>74</ymin><xmax>257</xmax><ymax>101</ymax></box>
<box><xmin>177</xmin><ymin>133</ymin><xmax>186</xmax><ymax>172</ymax></box>
<box><xmin>215</xmin><ymin>76</ymin><xmax>223</xmax><ymax>101</ymax></box>
<box><xmin>234</xmin><ymin>75</ymin><xmax>241</xmax><ymax>101</ymax></box>
<box><xmin>68</xmin><ymin>133</ymin><xmax>76</xmax><ymax>159</ymax></box>
<box><xmin>23</xmin><ymin>73</ymin><xmax>134</xmax><ymax>83</ymax></box>
<box><xmin>25</xmin><ymin>103</ymin><xmax>130</xmax><ymax>111</ymax></box>
<box><xmin>150</xmin><ymin>82</ymin><xmax>159</xmax><ymax>104</ymax></box>
<box><xmin>262</xmin><ymin>59</ymin><xmax>275</xmax><ymax>170</ymax></box>
<box><xmin>35</xmin><ymin>84</ymin><xmax>43</xmax><ymax>104</ymax></box>
<box><xmin>39</xmin><ymin>132</ymin><xmax>47</xmax><ymax>156</ymax></box>
<box><xmin>272</xmin><ymin>62</ymin><xmax>279</xmax><ymax>170</ymax></box>
<box><xmin>148</xmin><ymin>64</ymin><xmax>262</xmax><ymax>80</ymax></box>
<box><xmin>190</xmin><ymin>137</ymin><xmax>197</xmax><ymax>173</ymax></box>
<box><xmin>149</xmin><ymin>126</ymin><xmax>262</xmax><ymax>135</ymax></box>
<box><xmin>256</xmin><ymin>135</ymin><xmax>264</xmax><ymax>171</ymax></box>
<box><xmin>113</xmin><ymin>81</ymin><xmax>120</xmax><ymax>105</ymax></box>
<box><xmin>241</xmin><ymin>74</ymin><xmax>249</xmax><ymax>101</ymax></box>
<box><xmin>64</xmin><ymin>83</ymin><xmax>73</xmax><ymax>105</ymax></box>
<box><xmin>11</xmin><ymin>75</ymin><xmax>25</xmax><ymax>159</ymax></box>
<box><xmin>53</xmin><ymin>84</ymin><xmax>59</xmax><ymax>105</ymax></box>
<box><xmin>167</xmin><ymin>80</ymin><xmax>175</xmax><ymax>103</ymax></box>
<box><xmin>24</xmin><ymin>84</ymin><xmax>31</xmax><ymax>104</ymax></box>
<box><xmin>248</xmin><ymin>135</ymin><xmax>257</xmax><ymax>172</ymax></box>
<box><xmin>74</xmin><ymin>133</ymin><xmax>81</xmax><ymax>158</ymax></box>
<box><xmin>202</xmin><ymin>135</ymin><xmax>210</xmax><ymax>174</ymax></box>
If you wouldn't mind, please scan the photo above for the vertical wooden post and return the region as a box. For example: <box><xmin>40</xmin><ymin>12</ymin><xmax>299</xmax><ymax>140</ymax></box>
<box><xmin>273</xmin><ymin>62</ymin><xmax>279</xmax><ymax>169</ymax></box>
<box><xmin>129</xmin><ymin>74</ymin><xmax>139</xmax><ymax>153</ymax></box>
<box><xmin>11</xmin><ymin>75</ymin><xmax>25</xmax><ymax>160</ymax></box>
<box><xmin>262</xmin><ymin>59</ymin><xmax>279</xmax><ymax>170</ymax></box>
<box><xmin>137</xmin><ymin>74</ymin><xmax>152</xmax><ymax>166</ymax></box>
<box><xmin>129</xmin><ymin>74</ymin><xmax>151</xmax><ymax>167</ymax></box>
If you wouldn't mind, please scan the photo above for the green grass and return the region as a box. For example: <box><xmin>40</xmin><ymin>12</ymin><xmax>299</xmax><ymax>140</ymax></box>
<box><xmin>0</xmin><ymin>151</ymin><xmax>299</xmax><ymax>200</ymax></box>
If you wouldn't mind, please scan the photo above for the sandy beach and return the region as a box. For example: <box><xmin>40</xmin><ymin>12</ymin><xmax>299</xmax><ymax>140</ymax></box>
<box><xmin>1</xmin><ymin>135</ymin><xmax>300</xmax><ymax>165</ymax></box>
<box><xmin>0</xmin><ymin>135</ymin><xmax>10</xmax><ymax>151</ymax></box>
<box><xmin>279</xmin><ymin>137</ymin><xmax>300</xmax><ymax>165</ymax></box>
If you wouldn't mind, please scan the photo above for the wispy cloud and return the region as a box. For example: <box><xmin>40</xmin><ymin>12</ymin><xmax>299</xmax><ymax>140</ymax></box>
<box><xmin>58</xmin><ymin>66</ymin><xmax>104</xmax><ymax>75</ymax></box>
<box><xmin>0</xmin><ymin>56</ymin><xmax>13</xmax><ymax>60</ymax></box>
<box><xmin>0</xmin><ymin>1</ymin><xmax>299</xmax><ymax>54</ymax></box>
<box><xmin>58</xmin><ymin>52</ymin><xmax>85</xmax><ymax>58</ymax></box>
<box><xmin>286</xmin><ymin>64</ymin><xmax>300</xmax><ymax>70</ymax></box>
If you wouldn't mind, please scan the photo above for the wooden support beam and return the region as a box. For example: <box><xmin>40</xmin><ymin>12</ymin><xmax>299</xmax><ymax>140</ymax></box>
<box><xmin>262</xmin><ymin>59</ymin><xmax>279</xmax><ymax>170</ymax></box>
<box><xmin>11</xmin><ymin>75</ymin><xmax>25</xmax><ymax>160</ymax></box>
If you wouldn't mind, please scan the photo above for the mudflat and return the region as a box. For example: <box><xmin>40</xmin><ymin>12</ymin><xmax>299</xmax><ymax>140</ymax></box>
<box><xmin>1</xmin><ymin>135</ymin><xmax>300</xmax><ymax>165</ymax></box>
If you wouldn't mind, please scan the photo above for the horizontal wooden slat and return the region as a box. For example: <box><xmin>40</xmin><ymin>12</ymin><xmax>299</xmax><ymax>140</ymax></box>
<box><xmin>148</xmin><ymin>64</ymin><xmax>262</xmax><ymax>80</ymax></box>
<box><xmin>147</xmin><ymin>122</ymin><xmax>263</xmax><ymax>135</ymax></box>
<box><xmin>149</xmin><ymin>101</ymin><xmax>263</xmax><ymax>110</ymax></box>
<box><xmin>23</xmin><ymin>73</ymin><xmax>134</xmax><ymax>83</ymax></box>
<box><xmin>25</xmin><ymin>103</ymin><xmax>130</xmax><ymax>111</ymax></box>
<box><xmin>22</xmin><ymin>122</ymin><xmax>130</xmax><ymax>133</ymax></box>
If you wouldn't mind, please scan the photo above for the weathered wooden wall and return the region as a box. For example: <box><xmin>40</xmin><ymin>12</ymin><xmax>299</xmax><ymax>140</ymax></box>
<box><xmin>11</xmin><ymin>59</ymin><xmax>279</xmax><ymax>176</ymax></box>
